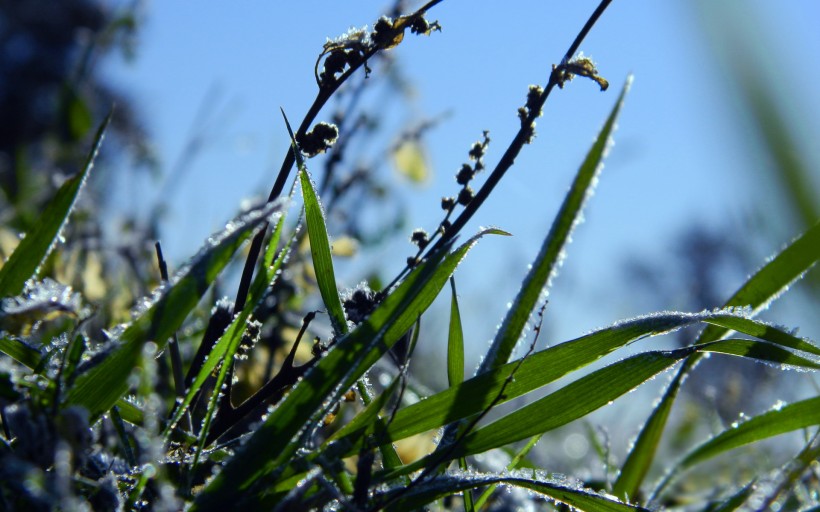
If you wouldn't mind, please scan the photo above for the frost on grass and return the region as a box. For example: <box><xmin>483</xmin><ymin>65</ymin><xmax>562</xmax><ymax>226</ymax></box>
<box><xmin>0</xmin><ymin>278</ymin><xmax>88</xmax><ymax>332</ymax></box>
<box><xmin>388</xmin><ymin>470</ymin><xmax>633</xmax><ymax>510</ymax></box>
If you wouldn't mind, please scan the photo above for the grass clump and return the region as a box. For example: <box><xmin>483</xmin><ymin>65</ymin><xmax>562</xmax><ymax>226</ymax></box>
<box><xmin>1</xmin><ymin>1</ymin><xmax>819</xmax><ymax>510</ymax></box>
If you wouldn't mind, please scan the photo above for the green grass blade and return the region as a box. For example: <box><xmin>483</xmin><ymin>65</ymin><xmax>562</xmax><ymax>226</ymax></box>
<box><xmin>447</xmin><ymin>277</ymin><xmax>465</xmax><ymax>387</ymax></box>
<box><xmin>446</xmin><ymin>349</ymin><xmax>688</xmax><ymax>462</ymax></box>
<box><xmin>0</xmin><ymin>336</ymin><xmax>41</xmax><ymax>368</ymax></box>
<box><xmin>480</xmin><ymin>77</ymin><xmax>631</xmax><ymax>373</ymax></box>
<box><xmin>702</xmin><ymin>315</ymin><xmax>820</xmax><ymax>356</ymax></box>
<box><xmin>0</xmin><ymin>113</ymin><xmax>111</xmax><ymax>297</ymax></box>
<box><xmin>299</xmin><ymin>167</ymin><xmax>348</xmax><ymax>335</ymax></box>
<box><xmin>282</xmin><ymin>109</ymin><xmax>348</xmax><ymax>336</ymax></box>
<box><xmin>381</xmin><ymin>473</ymin><xmax>646</xmax><ymax>512</ymax></box>
<box><xmin>192</xmin><ymin>229</ymin><xmax>502</xmax><ymax>511</ymax></box>
<box><xmin>612</xmin><ymin>365</ymin><xmax>681</xmax><ymax>503</ymax></box>
<box><xmin>338</xmin><ymin>312</ymin><xmax>746</xmax><ymax>451</ymax></box>
<box><xmin>382</xmin><ymin>334</ymin><xmax>812</xmax><ymax>480</ymax></box>
<box><xmin>614</xmin><ymin>331</ymin><xmax>820</xmax><ymax>502</ymax></box>
<box><xmin>699</xmin><ymin>220</ymin><xmax>820</xmax><ymax>344</ymax></box>
<box><xmin>615</xmin><ymin>222</ymin><xmax>820</xmax><ymax>501</ymax></box>
<box><xmin>66</xmin><ymin>200</ymin><xmax>283</xmax><ymax>419</ymax></box>
<box><xmin>699</xmin><ymin>338</ymin><xmax>820</xmax><ymax>370</ymax></box>
<box><xmin>653</xmin><ymin>396</ymin><xmax>820</xmax><ymax>500</ymax></box>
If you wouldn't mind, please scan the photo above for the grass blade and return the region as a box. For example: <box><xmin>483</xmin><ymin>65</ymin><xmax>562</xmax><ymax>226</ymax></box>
<box><xmin>653</xmin><ymin>396</ymin><xmax>820</xmax><ymax>500</ymax></box>
<box><xmin>339</xmin><ymin>311</ymin><xmax>804</xmax><ymax>454</ymax></box>
<box><xmin>480</xmin><ymin>77</ymin><xmax>631</xmax><ymax>373</ymax></box>
<box><xmin>615</xmin><ymin>221</ymin><xmax>820</xmax><ymax>501</ymax></box>
<box><xmin>444</xmin><ymin>349</ymin><xmax>688</xmax><ymax>462</ymax></box>
<box><xmin>699</xmin><ymin>220</ymin><xmax>820</xmax><ymax>344</ymax></box>
<box><xmin>299</xmin><ymin>167</ymin><xmax>348</xmax><ymax>336</ymax></box>
<box><xmin>283</xmin><ymin>109</ymin><xmax>348</xmax><ymax>336</ymax></box>
<box><xmin>0</xmin><ymin>113</ymin><xmax>110</xmax><ymax>297</ymax></box>
<box><xmin>699</xmin><ymin>338</ymin><xmax>820</xmax><ymax>370</ymax></box>
<box><xmin>383</xmin><ymin>335</ymin><xmax>816</xmax><ymax>480</ymax></box>
<box><xmin>192</xmin><ymin>229</ymin><xmax>503</xmax><ymax>511</ymax></box>
<box><xmin>380</xmin><ymin>473</ymin><xmax>646</xmax><ymax>512</ymax></box>
<box><xmin>447</xmin><ymin>277</ymin><xmax>465</xmax><ymax>387</ymax></box>
<box><xmin>66</xmin><ymin>200</ymin><xmax>283</xmax><ymax>419</ymax></box>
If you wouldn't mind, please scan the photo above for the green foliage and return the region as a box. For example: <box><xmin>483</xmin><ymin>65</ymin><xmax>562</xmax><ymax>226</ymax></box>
<box><xmin>1</xmin><ymin>1</ymin><xmax>819</xmax><ymax>510</ymax></box>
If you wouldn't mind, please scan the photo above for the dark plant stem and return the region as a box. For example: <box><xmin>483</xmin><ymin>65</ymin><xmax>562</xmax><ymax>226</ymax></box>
<box><xmin>232</xmin><ymin>0</ymin><xmax>445</xmax><ymax>316</ymax></box>
<box><xmin>205</xmin><ymin>312</ymin><xmax>319</xmax><ymax>445</ymax></box>
<box><xmin>155</xmin><ymin>241</ymin><xmax>191</xmax><ymax>432</ymax></box>
<box><xmin>186</xmin><ymin>0</ymin><xmax>449</xmax><ymax>441</ymax></box>
<box><xmin>382</xmin><ymin>0</ymin><xmax>614</xmax><ymax>296</ymax></box>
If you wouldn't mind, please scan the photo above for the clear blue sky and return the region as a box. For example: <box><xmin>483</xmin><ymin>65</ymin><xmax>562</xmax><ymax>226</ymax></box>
<box><xmin>102</xmin><ymin>1</ymin><xmax>820</xmax><ymax>377</ymax></box>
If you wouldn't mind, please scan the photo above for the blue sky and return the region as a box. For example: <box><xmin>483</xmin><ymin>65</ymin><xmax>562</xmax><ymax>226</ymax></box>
<box><xmin>102</xmin><ymin>1</ymin><xmax>820</xmax><ymax>375</ymax></box>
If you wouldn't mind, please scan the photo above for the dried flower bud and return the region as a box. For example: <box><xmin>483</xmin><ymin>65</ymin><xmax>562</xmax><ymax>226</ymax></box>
<box><xmin>457</xmin><ymin>186</ymin><xmax>474</xmax><ymax>205</ymax></box>
<box><xmin>526</xmin><ymin>85</ymin><xmax>543</xmax><ymax>115</ymax></box>
<box><xmin>456</xmin><ymin>164</ymin><xmax>474</xmax><ymax>185</ymax></box>
<box><xmin>468</xmin><ymin>142</ymin><xmax>484</xmax><ymax>160</ymax></box>
<box><xmin>439</xmin><ymin>220</ymin><xmax>451</xmax><ymax>235</ymax></box>
<box><xmin>298</xmin><ymin>122</ymin><xmax>339</xmax><ymax>157</ymax></box>
<box><xmin>441</xmin><ymin>196</ymin><xmax>456</xmax><ymax>211</ymax></box>
<box><xmin>371</xmin><ymin>16</ymin><xmax>395</xmax><ymax>46</ymax></box>
<box><xmin>343</xmin><ymin>285</ymin><xmax>377</xmax><ymax>324</ymax></box>
<box><xmin>410</xmin><ymin>229</ymin><xmax>429</xmax><ymax>249</ymax></box>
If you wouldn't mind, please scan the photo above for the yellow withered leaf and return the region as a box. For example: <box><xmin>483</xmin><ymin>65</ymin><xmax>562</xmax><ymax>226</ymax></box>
<box><xmin>393</xmin><ymin>139</ymin><xmax>430</xmax><ymax>184</ymax></box>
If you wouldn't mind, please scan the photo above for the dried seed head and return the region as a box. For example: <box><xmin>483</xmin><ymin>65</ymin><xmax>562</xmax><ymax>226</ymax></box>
<box><xmin>410</xmin><ymin>229</ymin><xmax>429</xmax><ymax>249</ymax></box>
<box><xmin>468</xmin><ymin>142</ymin><xmax>484</xmax><ymax>160</ymax></box>
<box><xmin>439</xmin><ymin>220</ymin><xmax>451</xmax><ymax>235</ymax></box>
<box><xmin>457</xmin><ymin>186</ymin><xmax>474</xmax><ymax>206</ymax></box>
<box><xmin>441</xmin><ymin>196</ymin><xmax>456</xmax><ymax>211</ymax></box>
<box><xmin>371</xmin><ymin>16</ymin><xmax>395</xmax><ymax>46</ymax></box>
<box><xmin>526</xmin><ymin>85</ymin><xmax>543</xmax><ymax>115</ymax></box>
<box><xmin>343</xmin><ymin>285</ymin><xmax>378</xmax><ymax>324</ymax></box>
<box><xmin>298</xmin><ymin>122</ymin><xmax>339</xmax><ymax>157</ymax></box>
<box><xmin>456</xmin><ymin>164</ymin><xmax>474</xmax><ymax>185</ymax></box>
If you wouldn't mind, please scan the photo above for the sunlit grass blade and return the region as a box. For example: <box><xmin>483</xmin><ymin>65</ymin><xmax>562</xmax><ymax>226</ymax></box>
<box><xmin>699</xmin><ymin>220</ymin><xmax>820</xmax><ymax>344</ymax></box>
<box><xmin>379</xmin><ymin>473</ymin><xmax>646</xmax><ymax>512</ymax></box>
<box><xmin>283</xmin><ymin>109</ymin><xmax>348</xmax><ymax>336</ymax></box>
<box><xmin>65</xmin><ymin>200</ymin><xmax>284</xmax><ymax>419</ymax></box>
<box><xmin>438</xmin><ymin>349</ymin><xmax>689</xmax><ymax>463</ymax></box>
<box><xmin>192</xmin><ymin>229</ymin><xmax>504</xmax><ymax>511</ymax></box>
<box><xmin>652</xmin><ymin>396</ymin><xmax>820</xmax><ymax>501</ymax></box>
<box><xmin>299</xmin><ymin>167</ymin><xmax>348</xmax><ymax>335</ymax></box>
<box><xmin>480</xmin><ymin>77</ymin><xmax>631</xmax><ymax>373</ymax></box>
<box><xmin>331</xmin><ymin>311</ymin><xmax>809</xmax><ymax>459</ymax></box>
<box><xmin>699</xmin><ymin>338</ymin><xmax>820</xmax><ymax>369</ymax></box>
<box><xmin>382</xmin><ymin>335</ymin><xmax>816</xmax><ymax>480</ymax></box>
<box><xmin>0</xmin><ymin>113</ymin><xmax>111</xmax><ymax>297</ymax></box>
<box><xmin>615</xmin><ymin>221</ymin><xmax>820</xmax><ymax>502</ymax></box>
<box><xmin>447</xmin><ymin>277</ymin><xmax>464</xmax><ymax>387</ymax></box>
<box><xmin>702</xmin><ymin>315</ymin><xmax>820</xmax><ymax>356</ymax></box>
